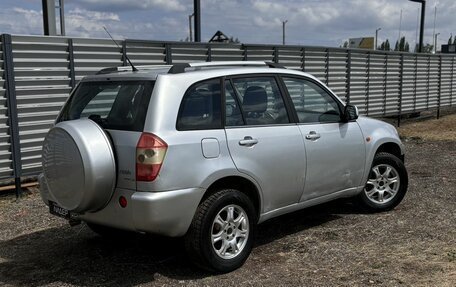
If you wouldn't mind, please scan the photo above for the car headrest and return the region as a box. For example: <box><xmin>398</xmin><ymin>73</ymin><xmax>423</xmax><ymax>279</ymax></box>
<box><xmin>243</xmin><ymin>86</ymin><xmax>267</xmax><ymax>113</ymax></box>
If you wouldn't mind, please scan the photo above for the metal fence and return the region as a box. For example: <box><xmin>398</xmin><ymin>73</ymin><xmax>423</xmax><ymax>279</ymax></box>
<box><xmin>1</xmin><ymin>33</ymin><xmax>456</xmax><ymax>192</ymax></box>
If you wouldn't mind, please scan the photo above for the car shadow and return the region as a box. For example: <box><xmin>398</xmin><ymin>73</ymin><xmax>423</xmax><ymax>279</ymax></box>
<box><xmin>0</xmin><ymin>199</ymin><xmax>359</xmax><ymax>286</ymax></box>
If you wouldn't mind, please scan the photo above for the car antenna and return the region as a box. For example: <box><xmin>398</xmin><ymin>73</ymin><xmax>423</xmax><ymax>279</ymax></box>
<box><xmin>103</xmin><ymin>26</ymin><xmax>138</xmax><ymax>72</ymax></box>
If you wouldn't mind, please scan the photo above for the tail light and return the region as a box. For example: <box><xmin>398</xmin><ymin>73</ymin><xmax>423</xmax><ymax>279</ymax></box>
<box><xmin>136</xmin><ymin>133</ymin><xmax>167</xmax><ymax>182</ymax></box>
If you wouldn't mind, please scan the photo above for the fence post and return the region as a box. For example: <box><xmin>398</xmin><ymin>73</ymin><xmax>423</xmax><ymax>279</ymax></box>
<box><xmin>398</xmin><ymin>54</ymin><xmax>404</xmax><ymax>127</ymax></box>
<box><xmin>346</xmin><ymin>49</ymin><xmax>351</xmax><ymax>104</ymax></box>
<box><xmin>243</xmin><ymin>45</ymin><xmax>248</xmax><ymax>61</ymax></box>
<box><xmin>366</xmin><ymin>51</ymin><xmax>370</xmax><ymax>116</ymax></box>
<box><xmin>325</xmin><ymin>48</ymin><xmax>329</xmax><ymax>85</ymax></box>
<box><xmin>437</xmin><ymin>55</ymin><xmax>442</xmax><ymax>119</ymax></box>
<box><xmin>68</xmin><ymin>38</ymin><xmax>76</xmax><ymax>89</ymax></box>
<box><xmin>413</xmin><ymin>55</ymin><xmax>417</xmax><ymax>111</ymax></box>
<box><xmin>207</xmin><ymin>44</ymin><xmax>212</xmax><ymax>62</ymax></box>
<box><xmin>122</xmin><ymin>40</ymin><xmax>127</xmax><ymax>66</ymax></box>
<box><xmin>426</xmin><ymin>55</ymin><xmax>430</xmax><ymax>111</ymax></box>
<box><xmin>383</xmin><ymin>53</ymin><xmax>388</xmax><ymax>116</ymax></box>
<box><xmin>165</xmin><ymin>43</ymin><xmax>172</xmax><ymax>65</ymax></box>
<box><xmin>2</xmin><ymin>34</ymin><xmax>22</xmax><ymax>198</ymax></box>
<box><xmin>301</xmin><ymin>47</ymin><xmax>306</xmax><ymax>72</ymax></box>
<box><xmin>451</xmin><ymin>57</ymin><xmax>455</xmax><ymax>106</ymax></box>
<box><xmin>273</xmin><ymin>46</ymin><xmax>279</xmax><ymax>63</ymax></box>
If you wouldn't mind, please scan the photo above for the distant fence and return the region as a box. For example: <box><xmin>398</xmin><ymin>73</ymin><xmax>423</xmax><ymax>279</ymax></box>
<box><xmin>1</xmin><ymin>33</ymin><xmax>456</xmax><ymax>191</ymax></box>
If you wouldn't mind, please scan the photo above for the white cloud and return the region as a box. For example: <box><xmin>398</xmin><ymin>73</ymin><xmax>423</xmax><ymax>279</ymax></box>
<box><xmin>77</xmin><ymin>0</ymin><xmax>186</xmax><ymax>12</ymax></box>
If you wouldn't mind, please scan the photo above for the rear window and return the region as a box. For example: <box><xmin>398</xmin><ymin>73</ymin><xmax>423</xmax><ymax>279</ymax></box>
<box><xmin>59</xmin><ymin>81</ymin><xmax>154</xmax><ymax>131</ymax></box>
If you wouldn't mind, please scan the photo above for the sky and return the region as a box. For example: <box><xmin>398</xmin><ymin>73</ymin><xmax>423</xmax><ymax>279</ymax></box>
<box><xmin>0</xmin><ymin>0</ymin><xmax>454</xmax><ymax>48</ymax></box>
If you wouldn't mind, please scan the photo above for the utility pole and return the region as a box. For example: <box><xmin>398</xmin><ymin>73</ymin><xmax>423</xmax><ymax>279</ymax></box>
<box><xmin>42</xmin><ymin>0</ymin><xmax>57</xmax><ymax>35</ymax></box>
<box><xmin>434</xmin><ymin>33</ymin><xmax>440</xmax><ymax>53</ymax></box>
<box><xmin>58</xmin><ymin>0</ymin><xmax>65</xmax><ymax>36</ymax></box>
<box><xmin>194</xmin><ymin>0</ymin><xmax>201</xmax><ymax>42</ymax></box>
<box><xmin>432</xmin><ymin>5</ymin><xmax>437</xmax><ymax>53</ymax></box>
<box><xmin>375</xmin><ymin>27</ymin><xmax>381</xmax><ymax>50</ymax></box>
<box><xmin>282</xmin><ymin>20</ymin><xmax>288</xmax><ymax>45</ymax></box>
<box><xmin>188</xmin><ymin>13</ymin><xmax>194</xmax><ymax>41</ymax></box>
<box><xmin>409</xmin><ymin>0</ymin><xmax>426</xmax><ymax>53</ymax></box>
<box><xmin>398</xmin><ymin>9</ymin><xmax>402</xmax><ymax>43</ymax></box>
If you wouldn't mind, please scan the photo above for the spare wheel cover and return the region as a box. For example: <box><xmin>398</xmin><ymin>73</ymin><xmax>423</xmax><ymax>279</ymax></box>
<box><xmin>42</xmin><ymin>119</ymin><xmax>116</xmax><ymax>213</ymax></box>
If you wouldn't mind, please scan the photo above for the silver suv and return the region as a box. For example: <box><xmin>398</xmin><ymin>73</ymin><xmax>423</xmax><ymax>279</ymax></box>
<box><xmin>39</xmin><ymin>61</ymin><xmax>408</xmax><ymax>272</ymax></box>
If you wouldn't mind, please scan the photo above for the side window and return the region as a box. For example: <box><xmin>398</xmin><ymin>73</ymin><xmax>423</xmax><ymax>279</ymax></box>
<box><xmin>225</xmin><ymin>80</ymin><xmax>244</xmax><ymax>126</ymax></box>
<box><xmin>283</xmin><ymin>77</ymin><xmax>341</xmax><ymax>123</ymax></box>
<box><xmin>177</xmin><ymin>79</ymin><xmax>222</xmax><ymax>130</ymax></box>
<box><xmin>231</xmin><ymin>77</ymin><xmax>289</xmax><ymax>126</ymax></box>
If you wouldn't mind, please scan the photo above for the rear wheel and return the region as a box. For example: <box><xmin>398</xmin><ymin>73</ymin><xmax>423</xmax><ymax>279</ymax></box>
<box><xmin>185</xmin><ymin>189</ymin><xmax>256</xmax><ymax>273</ymax></box>
<box><xmin>357</xmin><ymin>152</ymin><xmax>408</xmax><ymax>212</ymax></box>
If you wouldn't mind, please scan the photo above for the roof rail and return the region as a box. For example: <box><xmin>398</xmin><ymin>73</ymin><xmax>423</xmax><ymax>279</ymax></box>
<box><xmin>167</xmin><ymin>61</ymin><xmax>286</xmax><ymax>74</ymax></box>
<box><xmin>96</xmin><ymin>62</ymin><xmax>285</xmax><ymax>75</ymax></box>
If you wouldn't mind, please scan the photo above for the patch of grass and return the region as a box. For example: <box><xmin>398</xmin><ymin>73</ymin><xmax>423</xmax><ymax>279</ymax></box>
<box><xmin>398</xmin><ymin>113</ymin><xmax>456</xmax><ymax>141</ymax></box>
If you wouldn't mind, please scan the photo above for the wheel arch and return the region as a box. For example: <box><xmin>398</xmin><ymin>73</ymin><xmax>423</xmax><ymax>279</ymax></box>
<box><xmin>375</xmin><ymin>142</ymin><xmax>404</xmax><ymax>162</ymax></box>
<box><xmin>201</xmin><ymin>175</ymin><xmax>262</xmax><ymax>221</ymax></box>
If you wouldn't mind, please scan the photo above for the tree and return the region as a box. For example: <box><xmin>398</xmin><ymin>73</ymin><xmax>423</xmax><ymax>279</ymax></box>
<box><xmin>454</xmin><ymin>36</ymin><xmax>456</xmax><ymax>45</ymax></box>
<box><xmin>378</xmin><ymin>39</ymin><xmax>391</xmax><ymax>51</ymax></box>
<box><xmin>394</xmin><ymin>36</ymin><xmax>410</xmax><ymax>52</ymax></box>
<box><xmin>449</xmin><ymin>34</ymin><xmax>453</xmax><ymax>45</ymax></box>
<box><xmin>228</xmin><ymin>36</ymin><xmax>240</xmax><ymax>43</ymax></box>
<box><xmin>342</xmin><ymin>41</ymin><xmax>349</xmax><ymax>48</ymax></box>
<box><xmin>422</xmin><ymin>43</ymin><xmax>434</xmax><ymax>53</ymax></box>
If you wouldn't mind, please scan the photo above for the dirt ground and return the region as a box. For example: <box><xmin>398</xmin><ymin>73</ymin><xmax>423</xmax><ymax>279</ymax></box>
<box><xmin>0</xmin><ymin>116</ymin><xmax>455</xmax><ymax>287</ymax></box>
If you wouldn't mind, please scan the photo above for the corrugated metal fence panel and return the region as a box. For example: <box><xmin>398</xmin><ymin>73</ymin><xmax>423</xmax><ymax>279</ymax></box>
<box><xmin>327</xmin><ymin>49</ymin><xmax>348</xmax><ymax>101</ymax></box>
<box><xmin>440</xmin><ymin>57</ymin><xmax>452</xmax><ymax>107</ymax></box>
<box><xmin>349</xmin><ymin>51</ymin><xmax>368</xmax><ymax>114</ymax></box>
<box><xmin>245</xmin><ymin>45</ymin><xmax>275</xmax><ymax>63</ymax></box>
<box><xmin>210</xmin><ymin>43</ymin><xmax>244</xmax><ymax>62</ymax></box>
<box><xmin>0</xmin><ymin>37</ymin><xmax>14</xmax><ymax>178</ymax></box>
<box><xmin>11</xmin><ymin>35</ymin><xmax>72</xmax><ymax>175</ymax></box>
<box><xmin>73</xmin><ymin>38</ymin><xmax>123</xmax><ymax>80</ymax></box>
<box><xmin>126</xmin><ymin>41</ymin><xmax>166</xmax><ymax>65</ymax></box>
<box><xmin>1</xmin><ymin>33</ymin><xmax>456</xmax><ymax>182</ymax></box>
<box><xmin>171</xmin><ymin>43</ymin><xmax>209</xmax><ymax>63</ymax></box>
<box><xmin>303</xmin><ymin>48</ymin><xmax>327</xmax><ymax>83</ymax></box>
<box><xmin>385</xmin><ymin>54</ymin><xmax>401</xmax><ymax>116</ymax></box>
<box><xmin>401</xmin><ymin>54</ymin><xmax>416</xmax><ymax>113</ymax></box>
<box><xmin>277</xmin><ymin>46</ymin><xmax>302</xmax><ymax>70</ymax></box>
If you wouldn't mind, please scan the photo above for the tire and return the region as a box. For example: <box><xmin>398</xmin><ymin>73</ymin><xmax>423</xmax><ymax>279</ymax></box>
<box><xmin>184</xmin><ymin>189</ymin><xmax>256</xmax><ymax>273</ymax></box>
<box><xmin>357</xmin><ymin>152</ymin><xmax>408</xmax><ymax>212</ymax></box>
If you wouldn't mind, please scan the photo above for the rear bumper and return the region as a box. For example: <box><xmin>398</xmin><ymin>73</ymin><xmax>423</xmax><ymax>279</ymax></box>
<box><xmin>39</xmin><ymin>174</ymin><xmax>205</xmax><ymax>237</ymax></box>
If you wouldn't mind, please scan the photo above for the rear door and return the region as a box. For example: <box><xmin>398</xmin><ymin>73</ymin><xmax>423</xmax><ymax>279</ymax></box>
<box><xmin>224</xmin><ymin>76</ymin><xmax>306</xmax><ymax>213</ymax></box>
<box><xmin>281</xmin><ymin>76</ymin><xmax>365</xmax><ymax>201</ymax></box>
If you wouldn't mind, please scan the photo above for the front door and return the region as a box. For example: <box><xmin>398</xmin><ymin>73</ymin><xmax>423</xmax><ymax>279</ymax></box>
<box><xmin>281</xmin><ymin>76</ymin><xmax>366</xmax><ymax>201</ymax></box>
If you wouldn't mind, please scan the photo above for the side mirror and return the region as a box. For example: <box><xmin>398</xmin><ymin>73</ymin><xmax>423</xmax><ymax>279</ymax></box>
<box><xmin>344</xmin><ymin>104</ymin><xmax>359</xmax><ymax>121</ymax></box>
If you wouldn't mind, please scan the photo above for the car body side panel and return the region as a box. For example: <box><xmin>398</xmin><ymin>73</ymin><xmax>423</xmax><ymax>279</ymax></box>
<box><xmin>136</xmin><ymin>129</ymin><xmax>237</xmax><ymax>192</ymax></box>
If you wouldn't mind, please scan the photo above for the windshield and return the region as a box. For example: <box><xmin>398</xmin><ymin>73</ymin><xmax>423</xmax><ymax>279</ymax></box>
<box><xmin>58</xmin><ymin>80</ymin><xmax>154</xmax><ymax>131</ymax></box>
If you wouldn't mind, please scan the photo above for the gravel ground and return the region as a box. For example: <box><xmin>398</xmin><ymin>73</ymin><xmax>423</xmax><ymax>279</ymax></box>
<box><xmin>0</xmin><ymin>126</ymin><xmax>455</xmax><ymax>286</ymax></box>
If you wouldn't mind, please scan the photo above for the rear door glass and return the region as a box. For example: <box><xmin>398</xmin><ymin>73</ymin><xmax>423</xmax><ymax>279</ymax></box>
<box><xmin>59</xmin><ymin>81</ymin><xmax>154</xmax><ymax>131</ymax></box>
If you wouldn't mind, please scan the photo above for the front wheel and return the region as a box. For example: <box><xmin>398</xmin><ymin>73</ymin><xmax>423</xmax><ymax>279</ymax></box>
<box><xmin>357</xmin><ymin>152</ymin><xmax>408</xmax><ymax>212</ymax></box>
<box><xmin>184</xmin><ymin>189</ymin><xmax>256</xmax><ymax>273</ymax></box>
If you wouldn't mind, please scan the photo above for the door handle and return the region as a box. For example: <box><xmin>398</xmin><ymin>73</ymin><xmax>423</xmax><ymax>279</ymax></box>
<box><xmin>239</xmin><ymin>136</ymin><xmax>258</xmax><ymax>147</ymax></box>
<box><xmin>305</xmin><ymin>131</ymin><xmax>321</xmax><ymax>140</ymax></box>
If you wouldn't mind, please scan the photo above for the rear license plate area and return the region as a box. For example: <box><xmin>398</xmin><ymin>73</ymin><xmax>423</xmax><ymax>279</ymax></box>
<box><xmin>49</xmin><ymin>201</ymin><xmax>70</xmax><ymax>220</ymax></box>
